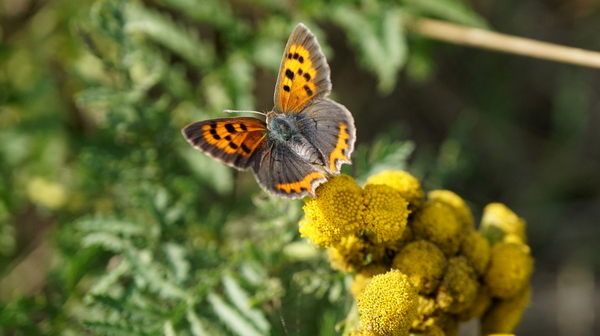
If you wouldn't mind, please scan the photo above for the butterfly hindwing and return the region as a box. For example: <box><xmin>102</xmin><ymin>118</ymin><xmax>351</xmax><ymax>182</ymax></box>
<box><xmin>252</xmin><ymin>141</ymin><xmax>328</xmax><ymax>198</ymax></box>
<box><xmin>274</xmin><ymin>23</ymin><xmax>332</xmax><ymax>114</ymax></box>
<box><xmin>182</xmin><ymin>117</ymin><xmax>267</xmax><ymax>170</ymax></box>
<box><xmin>297</xmin><ymin>98</ymin><xmax>356</xmax><ymax>174</ymax></box>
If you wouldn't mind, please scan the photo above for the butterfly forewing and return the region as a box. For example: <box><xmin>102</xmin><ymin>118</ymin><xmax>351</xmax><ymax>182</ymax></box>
<box><xmin>297</xmin><ymin>99</ymin><xmax>356</xmax><ymax>174</ymax></box>
<box><xmin>182</xmin><ymin>117</ymin><xmax>267</xmax><ymax>170</ymax></box>
<box><xmin>274</xmin><ymin>23</ymin><xmax>332</xmax><ymax>114</ymax></box>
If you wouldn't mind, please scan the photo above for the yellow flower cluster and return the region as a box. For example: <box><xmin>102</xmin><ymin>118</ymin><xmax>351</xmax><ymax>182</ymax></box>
<box><xmin>299</xmin><ymin>170</ymin><xmax>534</xmax><ymax>336</ymax></box>
<box><xmin>300</xmin><ymin>173</ymin><xmax>410</xmax><ymax>249</ymax></box>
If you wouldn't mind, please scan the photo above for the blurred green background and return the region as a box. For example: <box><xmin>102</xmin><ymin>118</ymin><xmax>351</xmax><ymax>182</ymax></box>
<box><xmin>0</xmin><ymin>0</ymin><xmax>598</xmax><ymax>335</ymax></box>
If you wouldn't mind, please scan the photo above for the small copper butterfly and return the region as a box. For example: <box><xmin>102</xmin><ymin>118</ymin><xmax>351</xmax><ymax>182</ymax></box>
<box><xmin>182</xmin><ymin>23</ymin><xmax>356</xmax><ymax>199</ymax></box>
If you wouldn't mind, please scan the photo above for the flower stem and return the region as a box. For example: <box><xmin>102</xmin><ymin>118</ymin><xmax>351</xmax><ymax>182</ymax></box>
<box><xmin>408</xmin><ymin>17</ymin><xmax>600</xmax><ymax>69</ymax></box>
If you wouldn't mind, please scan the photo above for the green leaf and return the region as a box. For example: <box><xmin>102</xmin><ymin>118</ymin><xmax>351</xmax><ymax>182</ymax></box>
<box><xmin>77</xmin><ymin>217</ymin><xmax>151</xmax><ymax>237</ymax></box>
<box><xmin>163</xmin><ymin>242</ymin><xmax>191</xmax><ymax>283</ymax></box>
<box><xmin>331</xmin><ymin>5</ymin><xmax>407</xmax><ymax>93</ymax></box>
<box><xmin>81</xmin><ymin>232</ymin><xmax>133</xmax><ymax>252</ymax></box>
<box><xmin>239</xmin><ymin>261</ymin><xmax>268</xmax><ymax>286</ymax></box>
<box><xmin>366</xmin><ymin>141</ymin><xmax>415</xmax><ymax>178</ymax></box>
<box><xmin>354</xmin><ymin>133</ymin><xmax>415</xmax><ymax>181</ymax></box>
<box><xmin>180</xmin><ymin>146</ymin><xmax>234</xmax><ymax>195</ymax></box>
<box><xmin>126</xmin><ymin>250</ymin><xmax>190</xmax><ymax>300</ymax></box>
<box><xmin>207</xmin><ymin>293</ymin><xmax>263</xmax><ymax>336</ymax></box>
<box><xmin>82</xmin><ymin>321</ymin><xmax>145</xmax><ymax>336</ymax></box>
<box><xmin>226</xmin><ymin>54</ymin><xmax>255</xmax><ymax>110</ymax></box>
<box><xmin>222</xmin><ymin>275</ymin><xmax>270</xmax><ymax>334</ymax></box>
<box><xmin>87</xmin><ymin>257</ymin><xmax>130</xmax><ymax>297</ymax></box>
<box><xmin>164</xmin><ymin>320</ymin><xmax>176</xmax><ymax>336</ymax></box>
<box><xmin>186</xmin><ymin>306</ymin><xmax>211</xmax><ymax>336</ymax></box>
<box><xmin>86</xmin><ymin>294</ymin><xmax>129</xmax><ymax>313</ymax></box>
<box><xmin>125</xmin><ymin>3</ymin><xmax>215</xmax><ymax>68</ymax></box>
<box><xmin>402</xmin><ymin>0</ymin><xmax>488</xmax><ymax>28</ymax></box>
<box><xmin>161</xmin><ymin>0</ymin><xmax>235</xmax><ymax>28</ymax></box>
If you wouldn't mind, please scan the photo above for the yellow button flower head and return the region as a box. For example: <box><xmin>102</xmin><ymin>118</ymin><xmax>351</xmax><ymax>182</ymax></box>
<box><xmin>484</xmin><ymin>242</ymin><xmax>534</xmax><ymax>299</ymax></box>
<box><xmin>416</xmin><ymin>294</ymin><xmax>438</xmax><ymax>317</ymax></box>
<box><xmin>411</xmin><ymin>201</ymin><xmax>464</xmax><ymax>256</ymax></box>
<box><xmin>299</xmin><ymin>174</ymin><xmax>364</xmax><ymax>247</ymax></box>
<box><xmin>481</xmin><ymin>285</ymin><xmax>531</xmax><ymax>335</ymax></box>
<box><xmin>362</xmin><ymin>184</ymin><xmax>410</xmax><ymax>244</ymax></box>
<box><xmin>412</xmin><ymin>296</ymin><xmax>443</xmax><ymax>334</ymax></box>
<box><xmin>480</xmin><ymin>203</ymin><xmax>527</xmax><ymax>245</ymax></box>
<box><xmin>460</xmin><ymin>230</ymin><xmax>491</xmax><ymax>276</ymax></box>
<box><xmin>364</xmin><ymin>225</ymin><xmax>414</xmax><ymax>266</ymax></box>
<box><xmin>391</xmin><ymin>240</ymin><xmax>447</xmax><ymax>295</ymax></box>
<box><xmin>351</xmin><ymin>263</ymin><xmax>390</xmax><ymax>298</ymax></box>
<box><xmin>436</xmin><ymin>256</ymin><xmax>479</xmax><ymax>314</ymax></box>
<box><xmin>428</xmin><ymin>190</ymin><xmax>474</xmax><ymax>230</ymax></box>
<box><xmin>457</xmin><ymin>285</ymin><xmax>492</xmax><ymax>322</ymax></box>
<box><xmin>366</xmin><ymin>170</ymin><xmax>424</xmax><ymax>210</ymax></box>
<box><xmin>328</xmin><ymin>235</ymin><xmax>368</xmax><ymax>273</ymax></box>
<box><xmin>503</xmin><ymin>233</ymin><xmax>530</xmax><ymax>249</ymax></box>
<box><xmin>357</xmin><ymin>270</ymin><xmax>419</xmax><ymax>336</ymax></box>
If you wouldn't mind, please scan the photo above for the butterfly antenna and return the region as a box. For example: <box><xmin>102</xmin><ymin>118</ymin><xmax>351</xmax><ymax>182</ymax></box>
<box><xmin>223</xmin><ymin>109</ymin><xmax>267</xmax><ymax>116</ymax></box>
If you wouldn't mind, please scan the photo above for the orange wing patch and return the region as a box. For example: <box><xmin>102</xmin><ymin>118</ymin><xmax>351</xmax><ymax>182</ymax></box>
<box><xmin>276</xmin><ymin>172</ymin><xmax>326</xmax><ymax>195</ymax></box>
<box><xmin>201</xmin><ymin>120</ymin><xmax>266</xmax><ymax>156</ymax></box>
<box><xmin>276</xmin><ymin>43</ymin><xmax>319</xmax><ymax>113</ymax></box>
<box><xmin>329</xmin><ymin>123</ymin><xmax>351</xmax><ymax>172</ymax></box>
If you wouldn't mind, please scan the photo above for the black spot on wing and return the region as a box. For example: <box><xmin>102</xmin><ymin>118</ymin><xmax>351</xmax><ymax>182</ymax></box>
<box><xmin>225</xmin><ymin>123</ymin><xmax>236</xmax><ymax>133</ymax></box>
<box><xmin>209</xmin><ymin>128</ymin><xmax>221</xmax><ymax>140</ymax></box>
<box><xmin>240</xmin><ymin>143</ymin><xmax>251</xmax><ymax>154</ymax></box>
<box><xmin>285</xmin><ymin>69</ymin><xmax>294</xmax><ymax>80</ymax></box>
<box><xmin>304</xmin><ymin>85</ymin><xmax>313</xmax><ymax>96</ymax></box>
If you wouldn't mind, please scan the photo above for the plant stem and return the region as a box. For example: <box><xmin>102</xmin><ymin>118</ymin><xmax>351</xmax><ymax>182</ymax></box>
<box><xmin>409</xmin><ymin>18</ymin><xmax>600</xmax><ymax>69</ymax></box>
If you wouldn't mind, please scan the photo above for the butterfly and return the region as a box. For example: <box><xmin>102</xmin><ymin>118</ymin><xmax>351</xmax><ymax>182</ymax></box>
<box><xmin>182</xmin><ymin>23</ymin><xmax>356</xmax><ymax>199</ymax></box>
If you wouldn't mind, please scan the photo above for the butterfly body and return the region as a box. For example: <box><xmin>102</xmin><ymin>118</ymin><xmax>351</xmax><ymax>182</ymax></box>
<box><xmin>182</xmin><ymin>23</ymin><xmax>356</xmax><ymax>199</ymax></box>
<box><xmin>266</xmin><ymin>112</ymin><xmax>324</xmax><ymax>165</ymax></box>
